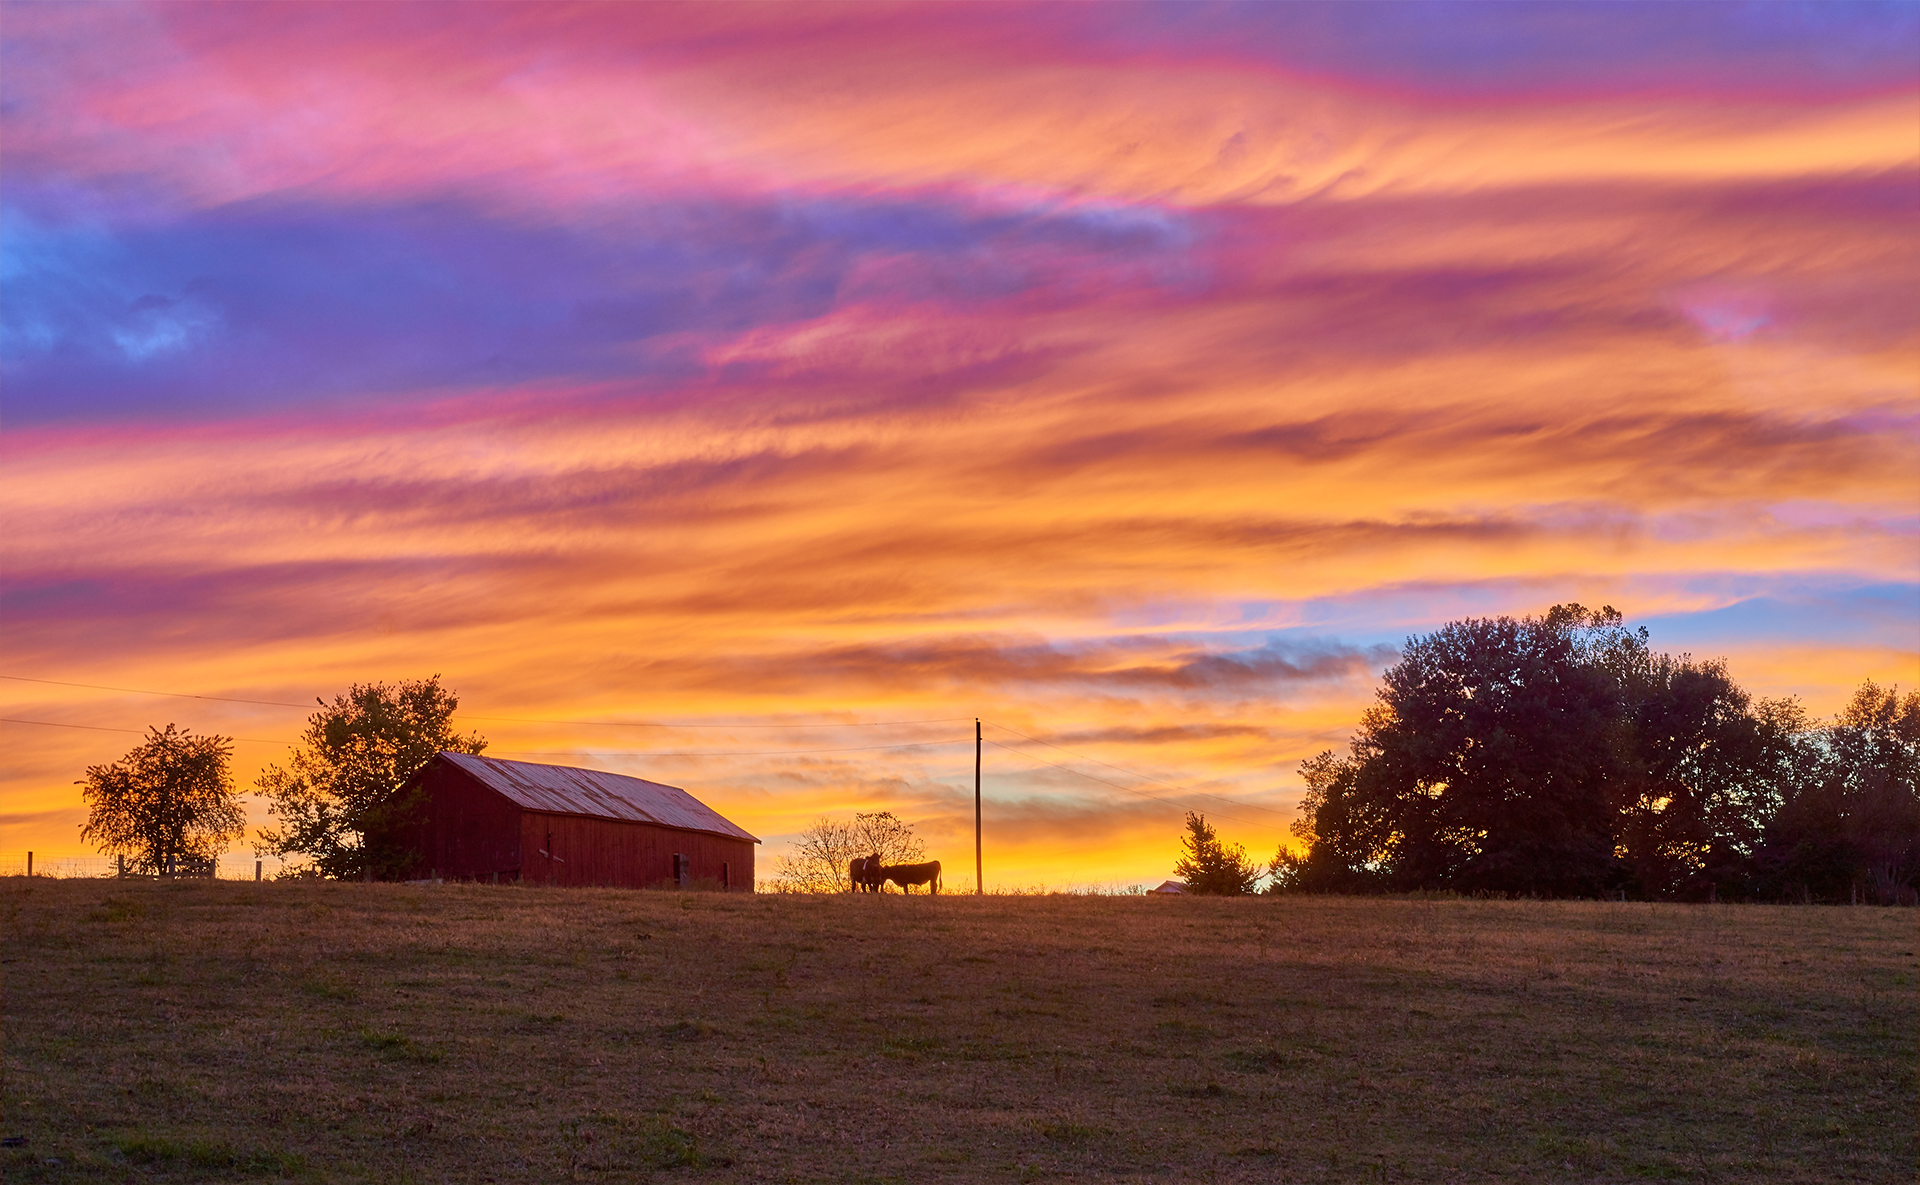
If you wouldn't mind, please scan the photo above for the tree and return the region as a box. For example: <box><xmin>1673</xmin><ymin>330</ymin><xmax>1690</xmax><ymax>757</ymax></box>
<box><xmin>1610</xmin><ymin>655</ymin><xmax>1803</xmax><ymax>899</ymax></box>
<box><xmin>1267</xmin><ymin>749</ymin><xmax>1381</xmax><ymax>894</ymax></box>
<box><xmin>1281</xmin><ymin>605</ymin><xmax>1802</xmax><ymax>898</ymax></box>
<box><xmin>256</xmin><ymin>677</ymin><xmax>485</xmax><ymax>879</ymax></box>
<box><xmin>79</xmin><ymin>724</ymin><xmax>244</xmax><ymax>875</ymax></box>
<box><xmin>1322</xmin><ymin>605</ymin><xmax>1633</xmax><ymax>896</ymax></box>
<box><xmin>771</xmin><ymin>811</ymin><xmax>926</xmax><ymax>893</ymax></box>
<box><xmin>1173</xmin><ymin>811</ymin><xmax>1262</xmax><ymax>895</ymax></box>
<box><xmin>1757</xmin><ymin>680</ymin><xmax>1920</xmax><ymax>904</ymax></box>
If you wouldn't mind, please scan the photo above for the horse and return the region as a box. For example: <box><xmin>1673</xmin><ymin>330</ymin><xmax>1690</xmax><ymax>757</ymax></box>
<box><xmin>882</xmin><ymin>860</ymin><xmax>942</xmax><ymax>894</ymax></box>
<box><xmin>849</xmin><ymin>854</ymin><xmax>886</xmax><ymax>893</ymax></box>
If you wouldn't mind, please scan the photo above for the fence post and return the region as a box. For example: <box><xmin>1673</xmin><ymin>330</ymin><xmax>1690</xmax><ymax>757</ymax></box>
<box><xmin>118</xmin><ymin>854</ymin><xmax>125</xmax><ymax>878</ymax></box>
<box><xmin>25</xmin><ymin>851</ymin><xmax>31</xmax><ymax>877</ymax></box>
<box><xmin>255</xmin><ymin>860</ymin><xmax>262</xmax><ymax>883</ymax></box>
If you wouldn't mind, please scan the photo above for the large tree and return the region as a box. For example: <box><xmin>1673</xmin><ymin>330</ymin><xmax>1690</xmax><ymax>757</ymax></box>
<box><xmin>257</xmin><ymin>677</ymin><xmax>486</xmax><ymax>879</ymax></box>
<box><xmin>1277</xmin><ymin>605</ymin><xmax>1801</xmax><ymax>898</ymax></box>
<box><xmin>1610</xmin><ymin>654</ymin><xmax>1804</xmax><ymax>899</ymax></box>
<box><xmin>79</xmin><ymin>724</ymin><xmax>244</xmax><ymax>875</ymax></box>
<box><xmin>1320</xmin><ymin>605</ymin><xmax>1631</xmax><ymax>896</ymax></box>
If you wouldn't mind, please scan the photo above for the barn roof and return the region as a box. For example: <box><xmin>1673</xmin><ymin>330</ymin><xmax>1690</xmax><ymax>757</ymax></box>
<box><xmin>436</xmin><ymin>752</ymin><xmax>759</xmax><ymax>843</ymax></box>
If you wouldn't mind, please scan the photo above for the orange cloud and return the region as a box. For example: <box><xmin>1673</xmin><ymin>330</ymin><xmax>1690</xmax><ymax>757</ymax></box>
<box><xmin>3</xmin><ymin>3</ymin><xmax>1913</xmax><ymax>886</ymax></box>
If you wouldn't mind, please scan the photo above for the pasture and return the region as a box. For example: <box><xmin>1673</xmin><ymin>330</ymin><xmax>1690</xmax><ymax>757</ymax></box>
<box><xmin>1</xmin><ymin>879</ymin><xmax>1912</xmax><ymax>1184</ymax></box>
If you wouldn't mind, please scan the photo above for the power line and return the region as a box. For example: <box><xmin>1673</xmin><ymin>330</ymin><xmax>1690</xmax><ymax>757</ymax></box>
<box><xmin>0</xmin><ymin>675</ymin><xmax>311</xmax><ymax>708</ymax></box>
<box><xmin>983</xmin><ymin>721</ymin><xmax>1292</xmax><ymax>819</ymax></box>
<box><xmin>2</xmin><ymin>681</ymin><xmax>1287</xmax><ymax>823</ymax></box>
<box><xmin>0</xmin><ymin>717</ymin><xmax>292</xmax><ymax>744</ymax></box>
<box><xmin>460</xmin><ymin>714</ymin><xmax>970</xmax><ymax>730</ymax></box>
<box><xmin>488</xmin><ymin>740</ymin><xmax>969</xmax><ymax>759</ymax></box>
<box><xmin>1</xmin><ymin>673</ymin><xmax>967</xmax><ymax>730</ymax></box>
<box><xmin>982</xmin><ymin>739</ymin><xmax>1280</xmax><ymax>832</ymax></box>
<box><xmin>0</xmin><ymin>716</ymin><xmax>965</xmax><ymax>760</ymax></box>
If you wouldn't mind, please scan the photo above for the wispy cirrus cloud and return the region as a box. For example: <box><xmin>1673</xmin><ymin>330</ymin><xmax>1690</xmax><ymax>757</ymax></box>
<box><xmin>2</xmin><ymin>1</ymin><xmax>1913</xmax><ymax>883</ymax></box>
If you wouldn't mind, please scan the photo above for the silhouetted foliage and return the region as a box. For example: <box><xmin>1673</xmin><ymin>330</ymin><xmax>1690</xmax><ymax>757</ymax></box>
<box><xmin>1279</xmin><ymin>606</ymin><xmax>1636</xmax><ymax>896</ymax></box>
<box><xmin>1610</xmin><ymin>655</ymin><xmax>1804</xmax><ymax>900</ymax></box>
<box><xmin>79</xmin><ymin>724</ymin><xmax>244</xmax><ymax>874</ymax></box>
<box><xmin>1757</xmin><ymin>680</ymin><xmax>1920</xmax><ymax>904</ymax></box>
<box><xmin>1173</xmin><ymin>811</ymin><xmax>1262</xmax><ymax>895</ymax></box>
<box><xmin>256</xmin><ymin>677</ymin><xmax>486</xmax><ymax>880</ymax></box>
<box><xmin>1267</xmin><ymin>750</ymin><xmax>1377</xmax><ymax>894</ymax></box>
<box><xmin>1271</xmin><ymin>606</ymin><xmax>1906</xmax><ymax>901</ymax></box>
<box><xmin>772</xmin><ymin>811</ymin><xmax>925</xmax><ymax>893</ymax></box>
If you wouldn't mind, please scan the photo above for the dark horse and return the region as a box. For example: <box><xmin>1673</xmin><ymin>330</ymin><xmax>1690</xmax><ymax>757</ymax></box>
<box><xmin>883</xmin><ymin>860</ymin><xmax>942</xmax><ymax>894</ymax></box>
<box><xmin>849</xmin><ymin>854</ymin><xmax>886</xmax><ymax>893</ymax></box>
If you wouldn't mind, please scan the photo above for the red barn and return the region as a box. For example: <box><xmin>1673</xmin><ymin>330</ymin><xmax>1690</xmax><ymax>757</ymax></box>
<box><xmin>381</xmin><ymin>752</ymin><xmax>758</xmax><ymax>889</ymax></box>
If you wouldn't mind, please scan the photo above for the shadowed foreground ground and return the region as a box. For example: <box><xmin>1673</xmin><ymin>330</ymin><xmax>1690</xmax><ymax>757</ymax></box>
<box><xmin>1</xmin><ymin>879</ymin><xmax>1913</xmax><ymax>1183</ymax></box>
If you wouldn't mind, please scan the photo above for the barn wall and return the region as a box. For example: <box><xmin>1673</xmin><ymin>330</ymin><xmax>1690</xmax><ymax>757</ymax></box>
<box><xmin>376</xmin><ymin>760</ymin><xmax>758</xmax><ymax>888</ymax></box>
<box><xmin>384</xmin><ymin>762</ymin><xmax>525</xmax><ymax>881</ymax></box>
<box><xmin>519</xmin><ymin>810</ymin><xmax>755</xmax><ymax>890</ymax></box>
<box><xmin>429</xmin><ymin>763</ymin><xmax>525</xmax><ymax>880</ymax></box>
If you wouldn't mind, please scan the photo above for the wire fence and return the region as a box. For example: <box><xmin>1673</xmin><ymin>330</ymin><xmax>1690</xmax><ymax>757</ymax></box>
<box><xmin>0</xmin><ymin>852</ymin><xmax>275</xmax><ymax>880</ymax></box>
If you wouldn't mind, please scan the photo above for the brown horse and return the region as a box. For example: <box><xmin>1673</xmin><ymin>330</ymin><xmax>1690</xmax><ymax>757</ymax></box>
<box><xmin>849</xmin><ymin>854</ymin><xmax>886</xmax><ymax>893</ymax></box>
<box><xmin>883</xmin><ymin>860</ymin><xmax>942</xmax><ymax>894</ymax></box>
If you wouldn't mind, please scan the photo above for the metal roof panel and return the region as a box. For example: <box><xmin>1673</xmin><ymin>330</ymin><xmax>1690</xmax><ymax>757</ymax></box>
<box><xmin>439</xmin><ymin>752</ymin><xmax>759</xmax><ymax>843</ymax></box>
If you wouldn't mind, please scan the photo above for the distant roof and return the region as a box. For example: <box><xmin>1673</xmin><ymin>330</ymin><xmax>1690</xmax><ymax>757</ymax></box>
<box><xmin>436</xmin><ymin>752</ymin><xmax>759</xmax><ymax>843</ymax></box>
<box><xmin>1153</xmin><ymin>879</ymin><xmax>1187</xmax><ymax>894</ymax></box>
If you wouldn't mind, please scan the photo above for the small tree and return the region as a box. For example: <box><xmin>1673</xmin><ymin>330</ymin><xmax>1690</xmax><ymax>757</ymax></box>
<box><xmin>1173</xmin><ymin>811</ymin><xmax>1262</xmax><ymax>895</ymax></box>
<box><xmin>79</xmin><ymin>724</ymin><xmax>244</xmax><ymax>874</ymax></box>
<box><xmin>852</xmin><ymin>811</ymin><xmax>925</xmax><ymax>869</ymax></box>
<box><xmin>256</xmin><ymin>676</ymin><xmax>485</xmax><ymax>879</ymax></box>
<box><xmin>772</xmin><ymin>811</ymin><xmax>926</xmax><ymax>892</ymax></box>
<box><xmin>772</xmin><ymin>816</ymin><xmax>855</xmax><ymax>893</ymax></box>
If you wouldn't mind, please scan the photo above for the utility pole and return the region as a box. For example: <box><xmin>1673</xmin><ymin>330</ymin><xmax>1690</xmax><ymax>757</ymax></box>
<box><xmin>974</xmin><ymin>718</ymin><xmax>983</xmax><ymax>895</ymax></box>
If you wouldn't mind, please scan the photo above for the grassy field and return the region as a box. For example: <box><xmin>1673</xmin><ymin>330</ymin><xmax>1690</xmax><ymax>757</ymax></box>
<box><xmin>1</xmin><ymin>879</ymin><xmax>1913</xmax><ymax>1184</ymax></box>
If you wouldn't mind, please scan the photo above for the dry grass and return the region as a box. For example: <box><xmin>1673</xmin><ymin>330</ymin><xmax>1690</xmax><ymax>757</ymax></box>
<box><xmin>1</xmin><ymin>879</ymin><xmax>1913</xmax><ymax>1183</ymax></box>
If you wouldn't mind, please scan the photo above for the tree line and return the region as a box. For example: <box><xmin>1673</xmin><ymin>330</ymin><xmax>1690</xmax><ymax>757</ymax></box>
<box><xmin>1261</xmin><ymin>605</ymin><xmax>1918</xmax><ymax>903</ymax></box>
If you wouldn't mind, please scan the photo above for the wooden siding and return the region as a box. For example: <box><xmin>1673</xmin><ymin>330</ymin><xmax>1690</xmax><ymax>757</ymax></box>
<box><xmin>382</xmin><ymin>759</ymin><xmax>754</xmax><ymax>889</ymax></box>
<box><xmin>519</xmin><ymin>810</ymin><xmax>753</xmax><ymax>889</ymax></box>
<box><xmin>406</xmin><ymin>760</ymin><xmax>525</xmax><ymax>880</ymax></box>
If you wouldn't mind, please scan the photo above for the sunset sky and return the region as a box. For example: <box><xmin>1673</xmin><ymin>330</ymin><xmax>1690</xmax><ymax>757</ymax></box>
<box><xmin>3</xmin><ymin>1</ymin><xmax>1916</xmax><ymax>888</ymax></box>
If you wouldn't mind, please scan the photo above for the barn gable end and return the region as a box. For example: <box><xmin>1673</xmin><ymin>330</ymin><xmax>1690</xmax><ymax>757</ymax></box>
<box><xmin>380</xmin><ymin>753</ymin><xmax>758</xmax><ymax>889</ymax></box>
